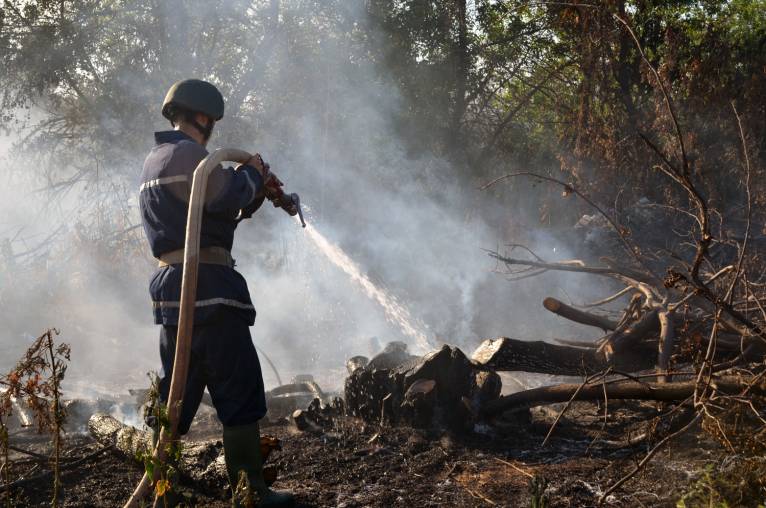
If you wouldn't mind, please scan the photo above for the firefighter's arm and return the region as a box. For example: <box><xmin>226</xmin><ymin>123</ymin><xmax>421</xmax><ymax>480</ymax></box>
<box><xmin>205</xmin><ymin>161</ymin><xmax>266</xmax><ymax>217</ymax></box>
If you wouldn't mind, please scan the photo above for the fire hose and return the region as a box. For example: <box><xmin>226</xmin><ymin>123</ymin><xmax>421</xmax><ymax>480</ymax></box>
<box><xmin>124</xmin><ymin>149</ymin><xmax>302</xmax><ymax>507</ymax></box>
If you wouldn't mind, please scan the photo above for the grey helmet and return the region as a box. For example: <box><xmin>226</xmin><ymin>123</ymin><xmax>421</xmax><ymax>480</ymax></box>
<box><xmin>162</xmin><ymin>79</ymin><xmax>224</xmax><ymax>121</ymax></box>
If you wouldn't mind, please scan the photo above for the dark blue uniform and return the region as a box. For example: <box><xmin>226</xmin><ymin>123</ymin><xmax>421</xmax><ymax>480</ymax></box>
<box><xmin>140</xmin><ymin>130</ymin><xmax>268</xmax><ymax>433</ymax></box>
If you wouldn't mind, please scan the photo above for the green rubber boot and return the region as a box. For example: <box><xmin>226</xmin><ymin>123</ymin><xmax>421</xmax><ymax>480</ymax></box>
<box><xmin>223</xmin><ymin>422</ymin><xmax>296</xmax><ymax>508</ymax></box>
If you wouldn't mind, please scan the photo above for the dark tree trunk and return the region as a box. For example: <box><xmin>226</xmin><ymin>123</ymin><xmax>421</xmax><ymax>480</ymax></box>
<box><xmin>450</xmin><ymin>0</ymin><xmax>469</xmax><ymax>156</ymax></box>
<box><xmin>482</xmin><ymin>376</ymin><xmax>763</xmax><ymax>417</ymax></box>
<box><xmin>471</xmin><ymin>337</ymin><xmax>655</xmax><ymax>376</ymax></box>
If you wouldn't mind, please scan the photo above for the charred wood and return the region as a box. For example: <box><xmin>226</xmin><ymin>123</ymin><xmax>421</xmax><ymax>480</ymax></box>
<box><xmin>345</xmin><ymin>344</ymin><xmax>501</xmax><ymax>431</ymax></box>
<box><xmin>471</xmin><ymin>337</ymin><xmax>654</xmax><ymax>376</ymax></box>
<box><xmin>607</xmin><ymin>310</ymin><xmax>660</xmax><ymax>354</ymax></box>
<box><xmin>482</xmin><ymin>376</ymin><xmax>765</xmax><ymax>417</ymax></box>
<box><xmin>400</xmin><ymin>380</ymin><xmax>436</xmax><ymax>428</ymax></box>
<box><xmin>0</xmin><ymin>445</ymin><xmax>113</xmax><ymax>493</ymax></box>
<box><xmin>543</xmin><ymin>297</ymin><xmax>619</xmax><ymax>331</ymax></box>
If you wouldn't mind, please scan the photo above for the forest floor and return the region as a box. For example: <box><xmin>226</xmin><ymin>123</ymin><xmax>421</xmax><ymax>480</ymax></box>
<box><xmin>3</xmin><ymin>398</ymin><xmax>747</xmax><ymax>507</ymax></box>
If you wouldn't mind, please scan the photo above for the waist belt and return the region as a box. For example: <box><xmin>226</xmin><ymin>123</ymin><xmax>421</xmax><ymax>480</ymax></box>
<box><xmin>158</xmin><ymin>246</ymin><xmax>235</xmax><ymax>268</ymax></box>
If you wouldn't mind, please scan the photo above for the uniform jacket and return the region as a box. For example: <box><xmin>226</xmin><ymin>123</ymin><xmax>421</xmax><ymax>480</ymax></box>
<box><xmin>139</xmin><ymin>130</ymin><xmax>265</xmax><ymax>325</ymax></box>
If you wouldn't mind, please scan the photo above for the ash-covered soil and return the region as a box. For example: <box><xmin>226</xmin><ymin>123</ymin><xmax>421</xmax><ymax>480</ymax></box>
<box><xmin>3</xmin><ymin>399</ymin><xmax>741</xmax><ymax>507</ymax></box>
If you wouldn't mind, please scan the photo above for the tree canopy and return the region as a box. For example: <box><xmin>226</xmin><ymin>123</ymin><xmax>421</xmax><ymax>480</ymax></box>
<box><xmin>0</xmin><ymin>0</ymin><xmax>763</xmax><ymax>224</ymax></box>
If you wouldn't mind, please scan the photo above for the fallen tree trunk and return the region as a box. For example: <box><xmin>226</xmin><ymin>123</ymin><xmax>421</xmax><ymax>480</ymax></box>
<box><xmin>482</xmin><ymin>376</ymin><xmax>765</xmax><ymax>417</ymax></box>
<box><xmin>88</xmin><ymin>413</ymin><xmax>228</xmax><ymax>493</ymax></box>
<box><xmin>88</xmin><ymin>414</ymin><xmax>281</xmax><ymax>492</ymax></box>
<box><xmin>543</xmin><ymin>297</ymin><xmax>618</xmax><ymax>331</ymax></box>
<box><xmin>471</xmin><ymin>337</ymin><xmax>654</xmax><ymax>376</ymax></box>
<box><xmin>88</xmin><ymin>413</ymin><xmax>281</xmax><ymax>495</ymax></box>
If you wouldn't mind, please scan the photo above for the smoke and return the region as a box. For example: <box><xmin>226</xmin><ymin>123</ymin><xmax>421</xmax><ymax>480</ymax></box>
<box><xmin>0</xmin><ymin>1</ymin><xmax>617</xmax><ymax>396</ymax></box>
<box><xmin>0</xmin><ymin>135</ymin><xmax>157</xmax><ymax>395</ymax></box>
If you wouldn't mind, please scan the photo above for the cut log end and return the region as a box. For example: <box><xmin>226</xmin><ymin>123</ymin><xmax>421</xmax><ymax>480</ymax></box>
<box><xmin>471</xmin><ymin>337</ymin><xmax>505</xmax><ymax>365</ymax></box>
<box><xmin>543</xmin><ymin>297</ymin><xmax>561</xmax><ymax>312</ymax></box>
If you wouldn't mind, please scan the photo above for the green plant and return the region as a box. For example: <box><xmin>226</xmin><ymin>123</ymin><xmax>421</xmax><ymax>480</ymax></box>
<box><xmin>0</xmin><ymin>416</ymin><xmax>10</xmax><ymax>508</ymax></box>
<box><xmin>0</xmin><ymin>329</ymin><xmax>71</xmax><ymax>507</ymax></box>
<box><xmin>233</xmin><ymin>470</ymin><xmax>255</xmax><ymax>508</ymax></box>
<box><xmin>677</xmin><ymin>462</ymin><xmax>766</xmax><ymax>508</ymax></box>
<box><xmin>137</xmin><ymin>374</ymin><xmax>183</xmax><ymax>507</ymax></box>
<box><xmin>529</xmin><ymin>474</ymin><xmax>549</xmax><ymax>508</ymax></box>
<box><xmin>43</xmin><ymin>331</ymin><xmax>70</xmax><ymax>508</ymax></box>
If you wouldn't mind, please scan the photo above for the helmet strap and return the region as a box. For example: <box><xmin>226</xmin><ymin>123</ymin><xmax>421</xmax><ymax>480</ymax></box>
<box><xmin>167</xmin><ymin>106</ymin><xmax>214</xmax><ymax>142</ymax></box>
<box><xmin>190</xmin><ymin>118</ymin><xmax>214</xmax><ymax>141</ymax></box>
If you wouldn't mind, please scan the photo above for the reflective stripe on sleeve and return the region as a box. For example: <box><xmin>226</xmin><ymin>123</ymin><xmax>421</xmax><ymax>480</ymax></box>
<box><xmin>140</xmin><ymin>175</ymin><xmax>189</xmax><ymax>192</ymax></box>
<box><xmin>242</xmin><ymin>170</ymin><xmax>258</xmax><ymax>204</ymax></box>
<box><xmin>152</xmin><ymin>297</ymin><xmax>255</xmax><ymax>310</ymax></box>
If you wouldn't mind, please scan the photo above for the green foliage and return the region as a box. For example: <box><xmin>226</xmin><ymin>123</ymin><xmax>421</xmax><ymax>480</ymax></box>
<box><xmin>0</xmin><ymin>0</ymin><xmax>762</xmax><ymax>225</ymax></box>
<box><xmin>529</xmin><ymin>474</ymin><xmax>549</xmax><ymax>508</ymax></box>
<box><xmin>0</xmin><ymin>418</ymin><xmax>9</xmax><ymax>508</ymax></box>
<box><xmin>0</xmin><ymin>329</ymin><xmax>71</xmax><ymax>507</ymax></box>
<box><xmin>136</xmin><ymin>373</ymin><xmax>184</xmax><ymax>506</ymax></box>
<box><xmin>677</xmin><ymin>462</ymin><xmax>766</xmax><ymax>508</ymax></box>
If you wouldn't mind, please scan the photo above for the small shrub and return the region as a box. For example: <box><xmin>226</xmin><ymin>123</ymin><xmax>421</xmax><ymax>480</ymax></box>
<box><xmin>0</xmin><ymin>329</ymin><xmax>71</xmax><ymax>507</ymax></box>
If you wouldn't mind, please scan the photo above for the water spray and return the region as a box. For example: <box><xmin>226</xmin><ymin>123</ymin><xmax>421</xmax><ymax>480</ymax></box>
<box><xmin>283</xmin><ymin>194</ymin><xmax>433</xmax><ymax>353</ymax></box>
<box><xmin>261</xmin><ymin>156</ymin><xmax>432</xmax><ymax>355</ymax></box>
<box><xmin>301</xmin><ymin>220</ymin><xmax>434</xmax><ymax>354</ymax></box>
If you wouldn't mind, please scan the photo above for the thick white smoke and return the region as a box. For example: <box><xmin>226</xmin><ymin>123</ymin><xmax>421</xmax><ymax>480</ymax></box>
<box><xmin>0</xmin><ymin>1</ymin><xmax>617</xmax><ymax>397</ymax></box>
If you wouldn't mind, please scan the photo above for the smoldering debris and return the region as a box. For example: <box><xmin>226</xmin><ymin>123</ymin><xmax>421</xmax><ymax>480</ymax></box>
<box><xmin>86</xmin><ymin>413</ymin><xmax>282</xmax><ymax>495</ymax></box>
<box><xmin>344</xmin><ymin>342</ymin><xmax>501</xmax><ymax>432</ymax></box>
<box><xmin>264</xmin><ymin>374</ymin><xmax>334</xmax><ymax>422</ymax></box>
<box><xmin>291</xmin><ymin>397</ymin><xmax>345</xmax><ymax>433</ymax></box>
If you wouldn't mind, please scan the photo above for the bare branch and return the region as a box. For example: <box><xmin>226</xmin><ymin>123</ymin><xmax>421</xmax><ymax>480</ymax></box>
<box><xmin>481</xmin><ymin>171</ymin><xmax>653</xmax><ymax>273</ymax></box>
<box><xmin>597</xmin><ymin>413</ymin><xmax>702</xmax><ymax>505</ymax></box>
<box><xmin>581</xmin><ymin>286</ymin><xmax>633</xmax><ymax>308</ymax></box>
<box><xmin>543</xmin><ymin>297</ymin><xmax>619</xmax><ymax>331</ymax></box>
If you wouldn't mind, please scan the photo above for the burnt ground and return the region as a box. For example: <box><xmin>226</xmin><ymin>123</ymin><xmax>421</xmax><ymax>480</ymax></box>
<box><xmin>3</xmin><ymin>399</ymin><xmax>757</xmax><ymax>508</ymax></box>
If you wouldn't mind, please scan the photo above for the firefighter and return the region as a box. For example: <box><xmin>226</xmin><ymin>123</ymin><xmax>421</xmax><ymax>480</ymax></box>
<box><xmin>139</xmin><ymin>79</ymin><xmax>295</xmax><ymax>508</ymax></box>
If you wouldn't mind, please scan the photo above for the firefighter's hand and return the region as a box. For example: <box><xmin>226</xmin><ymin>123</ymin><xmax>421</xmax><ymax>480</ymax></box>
<box><xmin>263</xmin><ymin>170</ymin><xmax>284</xmax><ymax>195</ymax></box>
<box><xmin>243</xmin><ymin>153</ymin><xmax>270</xmax><ymax>178</ymax></box>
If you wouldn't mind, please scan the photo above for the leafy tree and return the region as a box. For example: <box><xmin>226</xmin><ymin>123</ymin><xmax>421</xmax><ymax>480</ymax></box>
<box><xmin>0</xmin><ymin>0</ymin><xmax>763</xmax><ymax>225</ymax></box>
